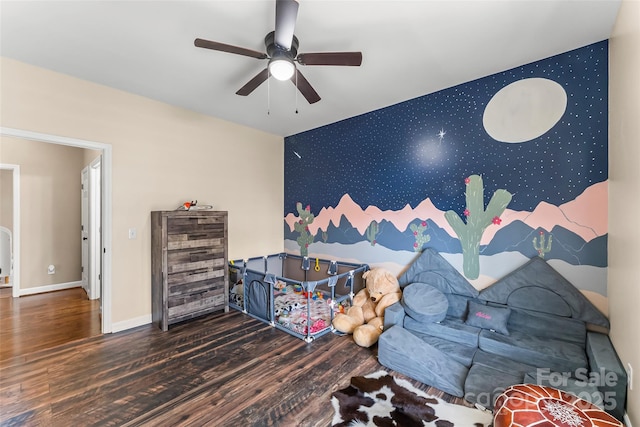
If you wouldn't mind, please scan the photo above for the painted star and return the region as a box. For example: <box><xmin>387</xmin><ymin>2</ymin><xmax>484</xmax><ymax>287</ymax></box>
<box><xmin>437</xmin><ymin>128</ymin><xmax>446</xmax><ymax>143</ymax></box>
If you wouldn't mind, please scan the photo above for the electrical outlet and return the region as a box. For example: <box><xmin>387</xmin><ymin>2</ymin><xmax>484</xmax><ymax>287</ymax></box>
<box><xmin>47</xmin><ymin>264</ymin><xmax>55</xmax><ymax>275</ymax></box>
<box><xmin>627</xmin><ymin>363</ymin><xmax>633</xmax><ymax>390</ymax></box>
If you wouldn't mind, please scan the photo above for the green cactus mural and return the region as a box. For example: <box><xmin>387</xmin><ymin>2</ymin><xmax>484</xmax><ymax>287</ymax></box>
<box><xmin>533</xmin><ymin>230</ymin><xmax>553</xmax><ymax>258</ymax></box>
<box><xmin>410</xmin><ymin>221</ymin><xmax>431</xmax><ymax>252</ymax></box>
<box><xmin>294</xmin><ymin>202</ymin><xmax>315</xmax><ymax>257</ymax></box>
<box><xmin>444</xmin><ymin>175</ymin><xmax>512</xmax><ymax>279</ymax></box>
<box><xmin>322</xmin><ymin>230</ymin><xmax>328</xmax><ymax>243</ymax></box>
<box><xmin>366</xmin><ymin>220</ymin><xmax>379</xmax><ymax>246</ymax></box>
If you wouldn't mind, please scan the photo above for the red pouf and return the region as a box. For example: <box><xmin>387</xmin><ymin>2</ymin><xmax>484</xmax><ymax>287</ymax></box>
<box><xmin>494</xmin><ymin>384</ymin><xmax>623</xmax><ymax>427</ymax></box>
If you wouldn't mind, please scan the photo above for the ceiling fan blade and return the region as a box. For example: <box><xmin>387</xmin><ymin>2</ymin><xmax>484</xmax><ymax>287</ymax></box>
<box><xmin>236</xmin><ymin>68</ymin><xmax>270</xmax><ymax>96</ymax></box>
<box><xmin>195</xmin><ymin>38</ymin><xmax>268</xmax><ymax>60</ymax></box>
<box><xmin>274</xmin><ymin>0</ymin><xmax>299</xmax><ymax>50</ymax></box>
<box><xmin>297</xmin><ymin>52</ymin><xmax>363</xmax><ymax>66</ymax></box>
<box><xmin>291</xmin><ymin>69</ymin><xmax>320</xmax><ymax>104</ymax></box>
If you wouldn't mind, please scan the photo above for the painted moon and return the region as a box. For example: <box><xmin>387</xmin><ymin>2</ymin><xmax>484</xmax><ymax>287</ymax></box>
<box><xmin>483</xmin><ymin>78</ymin><xmax>567</xmax><ymax>143</ymax></box>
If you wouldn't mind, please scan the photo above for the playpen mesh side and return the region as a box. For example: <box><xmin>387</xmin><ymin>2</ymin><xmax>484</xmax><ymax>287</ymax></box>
<box><xmin>228</xmin><ymin>254</ymin><xmax>367</xmax><ymax>341</ymax></box>
<box><xmin>281</xmin><ymin>258</ymin><xmax>365</xmax><ymax>296</ymax></box>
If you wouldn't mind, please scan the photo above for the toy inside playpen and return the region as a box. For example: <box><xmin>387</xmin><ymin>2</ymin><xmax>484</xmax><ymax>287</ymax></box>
<box><xmin>229</xmin><ymin>253</ymin><xmax>368</xmax><ymax>342</ymax></box>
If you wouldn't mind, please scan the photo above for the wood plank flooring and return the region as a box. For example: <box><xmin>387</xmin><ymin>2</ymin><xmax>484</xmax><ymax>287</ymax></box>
<box><xmin>0</xmin><ymin>287</ymin><xmax>101</xmax><ymax>361</ymax></box>
<box><xmin>0</xmin><ymin>291</ymin><xmax>470</xmax><ymax>426</ymax></box>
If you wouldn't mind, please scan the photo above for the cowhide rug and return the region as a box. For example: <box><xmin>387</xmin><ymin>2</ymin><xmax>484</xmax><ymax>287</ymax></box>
<box><xmin>331</xmin><ymin>371</ymin><xmax>492</xmax><ymax>427</ymax></box>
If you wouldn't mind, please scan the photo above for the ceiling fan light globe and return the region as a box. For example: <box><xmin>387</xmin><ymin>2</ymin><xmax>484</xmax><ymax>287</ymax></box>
<box><xmin>269</xmin><ymin>58</ymin><xmax>295</xmax><ymax>81</ymax></box>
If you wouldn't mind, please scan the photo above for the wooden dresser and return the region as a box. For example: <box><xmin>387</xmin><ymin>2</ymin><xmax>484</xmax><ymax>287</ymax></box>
<box><xmin>151</xmin><ymin>210</ymin><xmax>229</xmax><ymax>331</ymax></box>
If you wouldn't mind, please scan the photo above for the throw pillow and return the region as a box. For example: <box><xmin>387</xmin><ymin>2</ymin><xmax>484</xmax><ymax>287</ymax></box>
<box><xmin>465</xmin><ymin>301</ymin><xmax>511</xmax><ymax>335</ymax></box>
<box><xmin>401</xmin><ymin>282</ymin><xmax>449</xmax><ymax>323</ymax></box>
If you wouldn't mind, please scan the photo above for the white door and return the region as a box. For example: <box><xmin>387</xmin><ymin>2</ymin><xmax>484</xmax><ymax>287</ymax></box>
<box><xmin>81</xmin><ymin>166</ymin><xmax>89</xmax><ymax>295</ymax></box>
<box><xmin>89</xmin><ymin>157</ymin><xmax>102</xmax><ymax>300</ymax></box>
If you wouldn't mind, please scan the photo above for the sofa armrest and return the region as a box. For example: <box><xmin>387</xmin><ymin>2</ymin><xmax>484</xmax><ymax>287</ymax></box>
<box><xmin>384</xmin><ymin>301</ymin><xmax>405</xmax><ymax>330</ymax></box>
<box><xmin>586</xmin><ymin>331</ymin><xmax>627</xmax><ymax>421</ymax></box>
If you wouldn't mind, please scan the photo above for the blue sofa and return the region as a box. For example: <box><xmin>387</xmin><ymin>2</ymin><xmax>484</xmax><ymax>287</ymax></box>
<box><xmin>378</xmin><ymin>249</ymin><xmax>627</xmax><ymax>421</ymax></box>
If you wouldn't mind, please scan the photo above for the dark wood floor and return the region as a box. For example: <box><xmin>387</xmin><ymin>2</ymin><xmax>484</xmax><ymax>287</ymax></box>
<box><xmin>0</xmin><ymin>287</ymin><xmax>101</xmax><ymax>361</ymax></box>
<box><xmin>0</xmin><ymin>290</ymin><xmax>470</xmax><ymax>426</ymax></box>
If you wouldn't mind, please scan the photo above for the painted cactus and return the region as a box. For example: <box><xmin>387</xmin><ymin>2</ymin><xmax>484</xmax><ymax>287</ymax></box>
<box><xmin>410</xmin><ymin>220</ymin><xmax>431</xmax><ymax>252</ymax></box>
<box><xmin>444</xmin><ymin>175</ymin><xmax>512</xmax><ymax>279</ymax></box>
<box><xmin>294</xmin><ymin>202</ymin><xmax>315</xmax><ymax>257</ymax></box>
<box><xmin>533</xmin><ymin>230</ymin><xmax>553</xmax><ymax>258</ymax></box>
<box><xmin>366</xmin><ymin>220</ymin><xmax>379</xmax><ymax>246</ymax></box>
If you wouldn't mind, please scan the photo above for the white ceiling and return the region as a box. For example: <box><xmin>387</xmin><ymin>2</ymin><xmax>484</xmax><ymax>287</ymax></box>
<box><xmin>0</xmin><ymin>0</ymin><xmax>621</xmax><ymax>137</ymax></box>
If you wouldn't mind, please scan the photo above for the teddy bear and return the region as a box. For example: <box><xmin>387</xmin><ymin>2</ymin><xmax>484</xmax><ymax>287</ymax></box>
<box><xmin>332</xmin><ymin>267</ymin><xmax>402</xmax><ymax>347</ymax></box>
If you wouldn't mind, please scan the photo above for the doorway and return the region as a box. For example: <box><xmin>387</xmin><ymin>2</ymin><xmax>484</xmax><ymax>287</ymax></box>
<box><xmin>0</xmin><ymin>164</ymin><xmax>20</xmax><ymax>297</ymax></box>
<box><xmin>0</xmin><ymin>127</ymin><xmax>113</xmax><ymax>333</ymax></box>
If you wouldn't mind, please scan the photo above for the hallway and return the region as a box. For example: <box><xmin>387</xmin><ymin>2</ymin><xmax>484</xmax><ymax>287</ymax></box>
<box><xmin>0</xmin><ymin>287</ymin><xmax>101</xmax><ymax>361</ymax></box>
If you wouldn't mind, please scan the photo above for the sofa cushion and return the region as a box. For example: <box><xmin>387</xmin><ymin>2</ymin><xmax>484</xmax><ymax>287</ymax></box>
<box><xmin>586</xmin><ymin>332</ymin><xmax>627</xmax><ymax>421</ymax></box>
<box><xmin>478</xmin><ymin>329</ymin><xmax>588</xmax><ymax>373</ymax></box>
<box><xmin>406</xmin><ymin>329</ymin><xmax>477</xmax><ymax>366</ymax></box>
<box><xmin>506</xmin><ymin>306</ymin><xmax>586</xmax><ymax>347</ymax></box>
<box><xmin>397</xmin><ymin>248</ymin><xmax>479</xmax><ymax>298</ymax></box>
<box><xmin>523</xmin><ymin>371</ymin><xmax>604</xmax><ymax>408</ymax></box>
<box><xmin>383</xmin><ymin>301</ymin><xmax>405</xmax><ymax>330</ymax></box>
<box><xmin>404</xmin><ymin>315</ymin><xmax>481</xmax><ymax>347</ymax></box>
<box><xmin>402</xmin><ymin>282</ymin><xmax>448</xmax><ymax>323</ymax></box>
<box><xmin>506</xmin><ymin>286</ymin><xmax>572</xmax><ymax>317</ymax></box>
<box><xmin>477</xmin><ymin>256</ymin><xmax>609</xmax><ymax>329</ymax></box>
<box><xmin>445</xmin><ymin>294</ymin><xmax>476</xmax><ymax>319</ymax></box>
<box><xmin>378</xmin><ymin>325</ymin><xmax>469</xmax><ymax>397</ymax></box>
<box><xmin>472</xmin><ymin>349</ymin><xmax>537</xmax><ymax>378</ymax></box>
<box><xmin>465</xmin><ymin>300</ymin><xmax>511</xmax><ymax>335</ymax></box>
<box><xmin>464</xmin><ymin>364</ymin><xmax>525</xmax><ymax>409</ymax></box>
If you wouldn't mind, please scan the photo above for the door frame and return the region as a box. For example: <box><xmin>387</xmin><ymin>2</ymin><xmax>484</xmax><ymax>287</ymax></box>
<box><xmin>0</xmin><ymin>127</ymin><xmax>113</xmax><ymax>333</ymax></box>
<box><xmin>0</xmin><ymin>163</ymin><xmax>20</xmax><ymax>297</ymax></box>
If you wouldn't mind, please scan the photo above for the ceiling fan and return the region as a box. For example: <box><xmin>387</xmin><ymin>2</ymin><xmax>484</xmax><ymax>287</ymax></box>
<box><xmin>194</xmin><ymin>0</ymin><xmax>362</xmax><ymax>104</ymax></box>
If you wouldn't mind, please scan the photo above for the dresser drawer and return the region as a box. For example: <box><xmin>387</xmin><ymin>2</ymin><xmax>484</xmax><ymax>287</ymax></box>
<box><xmin>167</xmin><ymin>275</ymin><xmax>222</xmax><ymax>296</ymax></box>
<box><xmin>167</xmin><ymin>267</ymin><xmax>225</xmax><ymax>287</ymax></box>
<box><xmin>167</xmin><ymin>247</ymin><xmax>225</xmax><ymax>267</ymax></box>
<box><xmin>167</xmin><ymin>216</ymin><xmax>225</xmax><ymax>234</ymax></box>
<box><xmin>168</xmin><ymin>291</ymin><xmax>226</xmax><ymax>319</ymax></box>
<box><xmin>166</xmin><ymin>258</ymin><xmax>224</xmax><ymax>275</ymax></box>
<box><xmin>167</xmin><ymin>236</ymin><xmax>224</xmax><ymax>251</ymax></box>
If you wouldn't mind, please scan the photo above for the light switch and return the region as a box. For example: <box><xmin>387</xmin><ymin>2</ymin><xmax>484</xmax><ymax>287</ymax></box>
<box><xmin>128</xmin><ymin>228</ymin><xmax>137</xmax><ymax>240</ymax></box>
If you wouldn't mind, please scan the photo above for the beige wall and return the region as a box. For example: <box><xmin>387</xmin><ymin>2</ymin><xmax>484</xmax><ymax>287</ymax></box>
<box><xmin>609</xmin><ymin>0</ymin><xmax>640</xmax><ymax>423</ymax></box>
<box><xmin>0</xmin><ymin>137</ymin><xmax>86</xmax><ymax>287</ymax></box>
<box><xmin>0</xmin><ymin>139</ymin><xmax>100</xmax><ymax>288</ymax></box>
<box><xmin>0</xmin><ymin>57</ymin><xmax>284</xmax><ymax>326</ymax></box>
<box><xmin>0</xmin><ymin>169</ymin><xmax>12</xmax><ymax>231</ymax></box>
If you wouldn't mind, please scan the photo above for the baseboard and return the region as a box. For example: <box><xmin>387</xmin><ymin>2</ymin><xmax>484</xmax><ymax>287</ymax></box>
<box><xmin>111</xmin><ymin>314</ymin><xmax>152</xmax><ymax>333</ymax></box>
<box><xmin>624</xmin><ymin>413</ymin><xmax>632</xmax><ymax>427</ymax></box>
<box><xmin>19</xmin><ymin>281</ymin><xmax>82</xmax><ymax>296</ymax></box>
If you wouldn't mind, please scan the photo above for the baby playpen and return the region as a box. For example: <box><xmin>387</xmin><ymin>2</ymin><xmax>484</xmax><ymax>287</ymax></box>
<box><xmin>229</xmin><ymin>253</ymin><xmax>368</xmax><ymax>342</ymax></box>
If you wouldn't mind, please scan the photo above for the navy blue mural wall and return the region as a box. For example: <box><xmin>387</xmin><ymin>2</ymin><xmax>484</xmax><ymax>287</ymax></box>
<box><xmin>284</xmin><ymin>41</ymin><xmax>608</xmax><ymax>312</ymax></box>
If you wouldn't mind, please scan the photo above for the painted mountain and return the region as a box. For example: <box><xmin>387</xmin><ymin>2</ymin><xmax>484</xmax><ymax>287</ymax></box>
<box><xmin>284</xmin><ymin>181</ymin><xmax>607</xmax><ymax>267</ymax></box>
<box><xmin>284</xmin><ymin>182</ymin><xmax>608</xmax><ymax>312</ymax></box>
